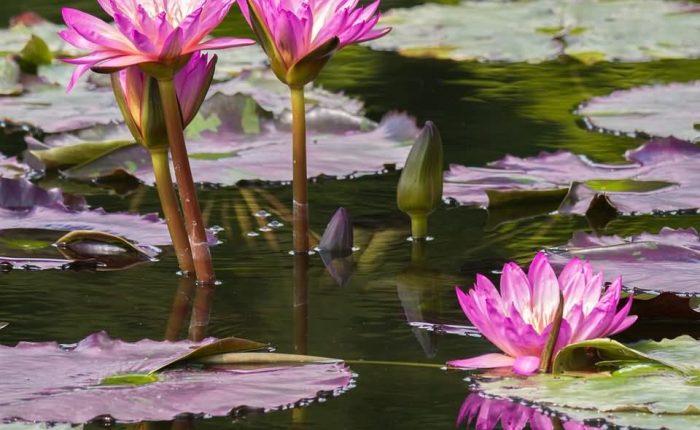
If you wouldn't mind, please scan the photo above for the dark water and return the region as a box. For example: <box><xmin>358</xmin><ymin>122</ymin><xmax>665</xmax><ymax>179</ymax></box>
<box><xmin>1</xmin><ymin>2</ymin><xmax>700</xmax><ymax>429</ymax></box>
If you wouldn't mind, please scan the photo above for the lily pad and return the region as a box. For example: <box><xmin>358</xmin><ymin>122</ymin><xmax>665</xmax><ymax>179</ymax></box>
<box><xmin>0</xmin><ymin>57</ymin><xmax>23</xmax><ymax>96</ymax></box>
<box><xmin>0</xmin><ymin>14</ymin><xmax>83</xmax><ymax>57</ymax></box>
<box><xmin>444</xmin><ymin>137</ymin><xmax>700</xmax><ymax>216</ymax></box>
<box><xmin>548</xmin><ymin>227</ymin><xmax>700</xmax><ymax>296</ymax></box>
<box><xmin>0</xmin><ymin>178</ymin><xmax>205</xmax><ymax>270</ymax></box>
<box><xmin>473</xmin><ymin>337</ymin><xmax>700</xmax><ymax>428</ymax></box>
<box><xmin>0</xmin><ymin>83</ymin><xmax>121</xmax><ymax>134</ymax></box>
<box><xmin>578</xmin><ymin>81</ymin><xmax>700</xmax><ymax>141</ymax></box>
<box><xmin>370</xmin><ymin>0</ymin><xmax>700</xmax><ymax>63</ymax></box>
<box><xmin>33</xmin><ymin>94</ymin><xmax>417</xmax><ymax>185</ymax></box>
<box><xmin>0</xmin><ymin>332</ymin><xmax>353</xmax><ymax>423</ymax></box>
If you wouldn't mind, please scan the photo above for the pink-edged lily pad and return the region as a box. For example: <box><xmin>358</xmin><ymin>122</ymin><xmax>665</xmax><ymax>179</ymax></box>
<box><xmin>370</xmin><ymin>0</ymin><xmax>700</xmax><ymax>63</ymax></box>
<box><xmin>578</xmin><ymin>81</ymin><xmax>700</xmax><ymax>141</ymax></box>
<box><xmin>0</xmin><ymin>331</ymin><xmax>353</xmax><ymax>424</ymax></box>
<box><xmin>444</xmin><ymin>137</ymin><xmax>700</xmax><ymax>216</ymax></box>
<box><xmin>31</xmin><ymin>98</ymin><xmax>418</xmax><ymax>186</ymax></box>
<box><xmin>548</xmin><ymin>227</ymin><xmax>700</xmax><ymax>296</ymax></box>
<box><xmin>0</xmin><ymin>178</ymin><xmax>214</xmax><ymax>270</ymax></box>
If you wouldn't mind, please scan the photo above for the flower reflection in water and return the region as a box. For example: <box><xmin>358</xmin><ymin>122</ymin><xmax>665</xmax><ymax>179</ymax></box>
<box><xmin>457</xmin><ymin>393</ymin><xmax>601</xmax><ymax>430</ymax></box>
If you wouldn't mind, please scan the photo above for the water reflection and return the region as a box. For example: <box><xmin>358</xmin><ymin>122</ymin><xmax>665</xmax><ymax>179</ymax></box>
<box><xmin>396</xmin><ymin>239</ymin><xmax>459</xmax><ymax>358</ymax></box>
<box><xmin>456</xmin><ymin>393</ymin><xmax>600</xmax><ymax>430</ymax></box>
<box><xmin>293</xmin><ymin>253</ymin><xmax>309</xmax><ymax>429</ymax></box>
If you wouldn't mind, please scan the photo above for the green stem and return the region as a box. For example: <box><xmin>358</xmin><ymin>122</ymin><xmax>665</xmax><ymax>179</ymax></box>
<box><xmin>345</xmin><ymin>359</ymin><xmax>444</xmax><ymax>369</ymax></box>
<box><xmin>150</xmin><ymin>149</ymin><xmax>195</xmax><ymax>275</ymax></box>
<box><xmin>410</xmin><ymin>214</ymin><xmax>428</xmax><ymax>239</ymax></box>
<box><xmin>540</xmin><ymin>290</ymin><xmax>565</xmax><ymax>373</ymax></box>
<box><xmin>290</xmin><ymin>86</ymin><xmax>309</xmax><ymax>254</ymax></box>
<box><xmin>157</xmin><ymin>78</ymin><xmax>215</xmax><ymax>284</ymax></box>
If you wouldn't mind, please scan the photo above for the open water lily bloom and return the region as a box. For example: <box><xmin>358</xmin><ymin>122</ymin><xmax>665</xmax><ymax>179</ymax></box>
<box><xmin>238</xmin><ymin>0</ymin><xmax>390</xmax><ymax>86</ymax></box>
<box><xmin>449</xmin><ymin>252</ymin><xmax>637</xmax><ymax>375</ymax></box>
<box><xmin>60</xmin><ymin>0</ymin><xmax>255</xmax><ymax>89</ymax></box>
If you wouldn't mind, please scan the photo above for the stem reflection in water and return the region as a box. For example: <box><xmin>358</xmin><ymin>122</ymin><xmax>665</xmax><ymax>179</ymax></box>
<box><xmin>164</xmin><ymin>276</ymin><xmax>196</xmax><ymax>341</ymax></box>
<box><xmin>293</xmin><ymin>252</ymin><xmax>309</xmax><ymax>428</ymax></box>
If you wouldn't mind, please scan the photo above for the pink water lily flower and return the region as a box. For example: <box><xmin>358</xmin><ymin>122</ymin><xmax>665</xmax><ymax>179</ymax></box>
<box><xmin>60</xmin><ymin>0</ymin><xmax>255</xmax><ymax>90</ymax></box>
<box><xmin>238</xmin><ymin>0</ymin><xmax>390</xmax><ymax>85</ymax></box>
<box><xmin>114</xmin><ymin>52</ymin><xmax>216</xmax><ymax>143</ymax></box>
<box><xmin>448</xmin><ymin>252</ymin><xmax>637</xmax><ymax>375</ymax></box>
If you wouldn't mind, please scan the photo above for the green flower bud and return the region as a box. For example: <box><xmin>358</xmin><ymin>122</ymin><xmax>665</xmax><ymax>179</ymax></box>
<box><xmin>397</xmin><ymin>121</ymin><xmax>444</xmax><ymax>239</ymax></box>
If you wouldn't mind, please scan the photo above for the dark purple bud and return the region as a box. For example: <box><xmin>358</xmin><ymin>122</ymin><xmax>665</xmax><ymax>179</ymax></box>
<box><xmin>318</xmin><ymin>207</ymin><xmax>353</xmax><ymax>257</ymax></box>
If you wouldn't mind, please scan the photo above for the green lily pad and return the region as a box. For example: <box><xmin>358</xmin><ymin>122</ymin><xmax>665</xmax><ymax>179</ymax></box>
<box><xmin>100</xmin><ymin>373</ymin><xmax>160</xmax><ymax>386</ymax></box>
<box><xmin>474</xmin><ymin>336</ymin><xmax>700</xmax><ymax>428</ymax></box>
<box><xmin>584</xmin><ymin>179</ymin><xmax>676</xmax><ymax>193</ymax></box>
<box><xmin>370</xmin><ymin>0</ymin><xmax>700</xmax><ymax>63</ymax></box>
<box><xmin>17</xmin><ymin>35</ymin><xmax>53</xmax><ymax>74</ymax></box>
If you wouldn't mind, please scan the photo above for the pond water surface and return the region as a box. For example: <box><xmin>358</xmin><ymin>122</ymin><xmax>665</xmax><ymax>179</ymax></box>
<box><xmin>1</xmin><ymin>1</ymin><xmax>700</xmax><ymax>429</ymax></box>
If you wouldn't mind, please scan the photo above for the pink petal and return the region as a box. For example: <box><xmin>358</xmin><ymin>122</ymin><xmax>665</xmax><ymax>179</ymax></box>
<box><xmin>190</xmin><ymin>37</ymin><xmax>256</xmax><ymax>51</ymax></box>
<box><xmin>447</xmin><ymin>353</ymin><xmax>515</xmax><ymax>369</ymax></box>
<box><xmin>500</xmin><ymin>262</ymin><xmax>531</xmax><ymax>318</ymax></box>
<box><xmin>512</xmin><ymin>355</ymin><xmax>540</xmax><ymax>375</ymax></box>
<box><xmin>527</xmin><ymin>252</ymin><xmax>560</xmax><ymax>332</ymax></box>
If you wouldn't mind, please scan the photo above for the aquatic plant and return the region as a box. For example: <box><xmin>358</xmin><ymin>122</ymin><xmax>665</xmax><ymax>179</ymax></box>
<box><xmin>58</xmin><ymin>0</ymin><xmax>253</xmax><ymax>90</ymax></box>
<box><xmin>449</xmin><ymin>252</ymin><xmax>637</xmax><ymax>375</ymax></box>
<box><xmin>318</xmin><ymin>207</ymin><xmax>354</xmax><ymax>286</ymax></box>
<box><xmin>59</xmin><ymin>0</ymin><xmax>255</xmax><ymax>283</ymax></box>
<box><xmin>111</xmin><ymin>53</ymin><xmax>216</xmax><ymax>274</ymax></box>
<box><xmin>397</xmin><ymin>121</ymin><xmax>444</xmax><ymax>239</ymax></box>
<box><xmin>238</xmin><ymin>0</ymin><xmax>389</xmax><ymax>253</ymax></box>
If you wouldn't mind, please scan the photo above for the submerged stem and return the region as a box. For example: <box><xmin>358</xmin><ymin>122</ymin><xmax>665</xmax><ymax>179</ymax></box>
<box><xmin>150</xmin><ymin>149</ymin><xmax>195</xmax><ymax>275</ymax></box>
<box><xmin>290</xmin><ymin>86</ymin><xmax>309</xmax><ymax>254</ymax></box>
<box><xmin>157</xmin><ymin>78</ymin><xmax>215</xmax><ymax>284</ymax></box>
<box><xmin>539</xmin><ymin>290</ymin><xmax>565</xmax><ymax>373</ymax></box>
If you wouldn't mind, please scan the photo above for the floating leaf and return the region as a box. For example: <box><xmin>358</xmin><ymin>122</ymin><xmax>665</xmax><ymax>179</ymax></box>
<box><xmin>578</xmin><ymin>81</ymin><xmax>700</xmax><ymax>141</ymax></box>
<box><xmin>54</xmin><ymin>230</ymin><xmax>160</xmax><ymax>271</ymax></box>
<box><xmin>370</xmin><ymin>0</ymin><xmax>700</xmax><ymax>63</ymax></box>
<box><xmin>0</xmin><ymin>14</ymin><xmax>84</xmax><ymax>57</ymax></box>
<box><xmin>0</xmin><ymin>84</ymin><xmax>121</xmax><ymax>134</ymax></box>
<box><xmin>444</xmin><ymin>137</ymin><xmax>700</xmax><ymax>216</ymax></box>
<box><xmin>0</xmin><ymin>332</ymin><xmax>353</xmax><ymax>424</ymax></box>
<box><xmin>32</xmin><ymin>99</ymin><xmax>418</xmax><ymax>185</ymax></box>
<box><xmin>472</xmin><ymin>337</ymin><xmax>700</xmax><ymax>428</ymax></box>
<box><xmin>548</xmin><ymin>227</ymin><xmax>700</xmax><ymax>295</ymax></box>
<box><xmin>0</xmin><ymin>178</ymin><xmax>208</xmax><ymax>270</ymax></box>
<box><xmin>0</xmin><ymin>57</ymin><xmax>23</xmax><ymax>96</ymax></box>
<box><xmin>17</xmin><ymin>35</ymin><xmax>53</xmax><ymax>73</ymax></box>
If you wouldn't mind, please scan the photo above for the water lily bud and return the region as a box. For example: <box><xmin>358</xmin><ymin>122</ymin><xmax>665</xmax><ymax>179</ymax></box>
<box><xmin>318</xmin><ymin>207</ymin><xmax>354</xmax><ymax>257</ymax></box>
<box><xmin>397</xmin><ymin>121</ymin><xmax>444</xmax><ymax>239</ymax></box>
<box><xmin>111</xmin><ymin>53</ymin><xmax>217</xmax><ymax>152</ymax></box>
<box><xmin>140</xmin><ymin>76</ymin><xmax>169</xmax><ymax>151</ymax></box>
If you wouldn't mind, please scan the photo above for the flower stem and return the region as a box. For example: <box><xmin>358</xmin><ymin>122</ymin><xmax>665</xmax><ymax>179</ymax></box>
<box><xmin>540</xmin><ymin>290</ymin><xmax>565</xmax><ymax>373</ymax></box>
<box><xmin>150</xmin><ymin>149</ymin><xmax>195</xmax><ymax>275</ymax></box>
<box><xmin>410</xmin><ymin>214</ymin><xmax>428</xmax><ymax>239</ymax></box>
<box><xmin>157</xmin><ymin>77</ymin><xmax>215</xmax><ymax>284</ymax></box>
<box><xmin>290</xmin><ymin>86</ymin><xmax>309</xmax><ymax>254</ymax></box>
